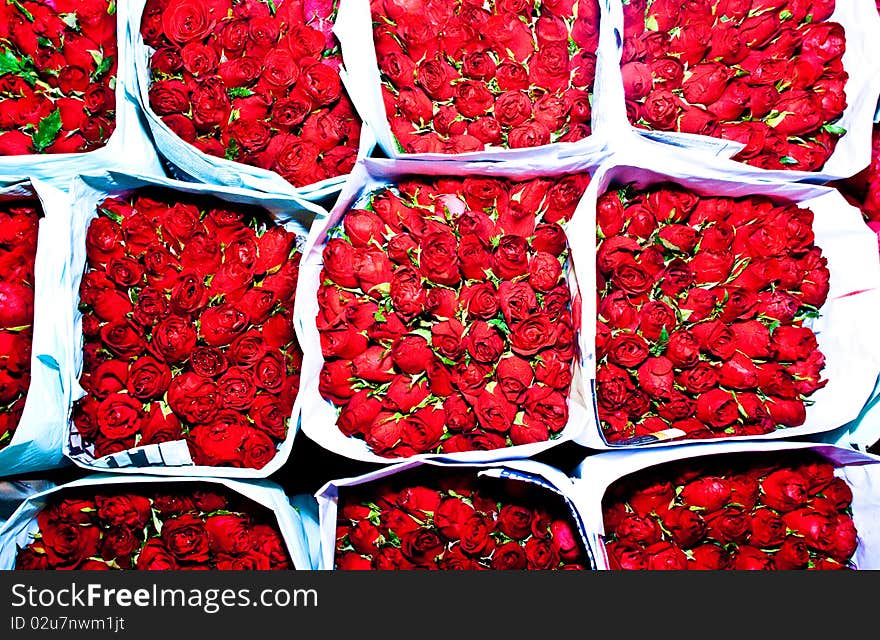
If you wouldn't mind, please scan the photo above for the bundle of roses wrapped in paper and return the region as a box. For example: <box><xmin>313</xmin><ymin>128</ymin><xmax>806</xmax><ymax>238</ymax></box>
<box><xmin>0</xmin><ymin>476</ymin><xmax>313</xmax><ymax>570</ymax></box>
<box><xmin>316</xmin><ymin>461</ymin><xmax>594</xmax><ymax>570</ymax></box>
<box><xmin>574</xmin><ymin>152</ymin><xmax>880</xmax><ymax>449</ymax></box>
<box><xmin>0</xmin><ymin>0</ymin><xmax>117</xmax><ymax>156</ymax></box>
<box><xmin>66</xmin><ymin>173</ymin><xmax>320</xmax><ymax>476</ymax></box>
<box><xmin>0</xmin><ymin>1</ymin><xmax>160</xmax><ymax>187</ymax></box>
<box><xmin>612</xmin><ymin>0</ymin><xmax>880</xmax><ymax>178</ymax></box>
<box><xmin>0</xmin><ymin>182</ymin><xmax>70</xmax><ymax>477</ymax></box>
<box><xmin>296</xmin><ymin>157</ymin><xmax>602</xmax><ymax>462</ymax></box>
<box><xmin>134</xmin><ymin>0</ymin><xmax>364</xmax><ymax>198</ymax></box>
<box><xmin>571</xmin><ymin>442</ymin><xmax>880</xmax><ymax>570</ymax></box>
<box><xmin>334</xmin><ymin>0</ymin><xmax>604</xmax><ymax>157</ymax></box>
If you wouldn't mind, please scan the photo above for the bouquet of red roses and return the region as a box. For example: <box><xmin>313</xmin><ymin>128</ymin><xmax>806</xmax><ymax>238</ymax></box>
<box><xmin>13</xmin><ymin>482</ymin><xmax>291</xmax><ymax>570</ymax></box>
<box><xmin>312</xmin><ymin>171</ymin><xmax>589</xmax><ymax>459</ymax></box>
<box><xmin>0</xmin><ymin>200</ymin><xmax>38</xmax><ymax>450</ymax></box>
<box><xmin>0</xmin><ymin>0</ymin><xmax>117</xmax><ymax>155</ymax></box>
<box><xmin>139</xmin><ymin>0</ymin><xmax>361</xmax><ymax>189</ymax></box>
<box><xmin>601</xmin><ymin>449</ymin><xmax>860</xmax><ymax>570</ymax></box>
<box><xmin>368</xmin><ymin>0</ymin><xmax>600</xmax><ymax>154</ymax></box>
<box><xmin>72</xmin><ymin>187</ymin><xmax>303</xmax><ymax>471</ymax></box>
<box><xmin>333</xmin><ymin>465</ymin><xmax>591</xmax><ymax>570</ymax></box>
<box><xmin>620</xmin><ymin>0</ymin><xmax>848</xmax><ymax>172</ymax></box>
<box><xmin>596</xmin><ymin>181</ymin><xmax>830</xmax><ymax>444</ymax></box>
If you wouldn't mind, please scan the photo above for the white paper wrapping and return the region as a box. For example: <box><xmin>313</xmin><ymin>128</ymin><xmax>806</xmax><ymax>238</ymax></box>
<box><xmin>574</xmin><ymin>0</ymin><xmax>880</xmax><ymax>182</ymax></box>
<box><xmin>570</xmin><ymin>140</ymin><xmax>880</xmax><ymax>450</ymax></box>
<box><xmin>571</xmin><ymin>440</ymin><xmax>880</xmax><ymax>570</ymax></box>
<box><xmin>333</xmin><ymin>0</ymin><xmax>618</xmax><ymax>162</ymax></box>
<box><xmin>0</xmin><ymin>181</ymin><xmax>73</xmax><ymax>477</ymax></box>
<box><xmin>0</xmin><ymin>474</ymin><xmax>316</xmax><ymax>570</ymax></box>
<box><xmin>313</xmin><ymin>458</ymin><xmax>596</xmax><ymax>571</ymax></box>
<box><xmin>0</xmin><ymin>2</ymin><xmax>162</xmax><ymax>190</ymax></box>
<box><xmin>294</xmin><ymin>151</ymin><xmax>611</xmax><ymax>465</ymax></box>
<box><xmin>62</xmin><ymin>171</ymin><xmax>327</xmax><ymax>477</ymax></box>
<box><xmin>127</xmin><ymin>0</ymin><xmax>376</xmax><ymax>201</ymax></box>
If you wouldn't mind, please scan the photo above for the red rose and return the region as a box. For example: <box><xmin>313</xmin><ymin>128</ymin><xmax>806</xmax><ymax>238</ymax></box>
<box><xmin>695</xmin><ymin>388</ymin><xmax>739</xmax><ymax>429</ymax></box>
<box><xmin>40</xmin><ymin>521</ymin><xmax>101</xmax><ymax>569</ymax></box>
<box><xmin>167</xmin><ymin>372</ymin><xmax>220</xmax><ymax>425</ymax></box>
<box><xmin>749</xmin><ymin>508</ymin><xmax>786</xmax><ymax>549</ymax></box>
<box><xmin>606</xmin><ymin>332</ymin><xmax>649</xmax><ymax>368</ymax></box>
<box><xmin>760</xmin><ymin>469</ymin><xmax>809</xmax><ymax>513</ymax></box>
<box><xmin>510</xmin><ymin>313</ymin><xmax>557</xmax><ymax>356</ymax></box>
<box><xmin>636</xmin><ymin>357</ymin><xmax>674</xmax><ymax>399</ymax></box>
<box><xmin>161</xmin><ymin>513</ymin><xmax>211</xmax><ymax>564</ymax></box>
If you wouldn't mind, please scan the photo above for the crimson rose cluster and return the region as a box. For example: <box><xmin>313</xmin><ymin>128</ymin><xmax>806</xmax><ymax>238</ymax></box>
<box><xmin>318</xmin><ymin>174</ymin><xmax>588</xmax><ymax>458</ymax></box>
<box><xmin>596</xmin><ymin>182</ymin><xmax>830</xmax><ymax>444</ymax></box>
<box><xmin>0</xmin><ymin>0</ymin><xmax>117</xmax><ymax>155</ymax></box>
<box><xmin>0</xmin><ymin>201</ymin><xmax>39</xmax><ymax>450</ymax></box>
<box><xmin>74</xmin><ymin>189</ymin><xmax>302</xmax><ymax>469</ymax></box>
<box><xmin>336</xmin><ymin>469</ymin><xmax>589</xmax><ymax>570</ymax></box>
<box><xmin>621</xmin><ymin>0</ymin><xmax>847</xmax><ymax>171</ymax></box>
<box><xmin>602</xmin><ymin>451</ymin><xmax>859</xmax><ymax>570</ymax></box>
<box><xmin>141</xmin><ymin>0</ymin><xmax>361</xmax><ymax>188</ymax></box>
<box><xmin>373</xmin><ymin>0</ymin><xmax>599</xmax><ymax>153</ymax></box>
<box><xmin>15</xmin><ymin>484</ymin><xmax>291</xmax><ymax>570</ymax></box>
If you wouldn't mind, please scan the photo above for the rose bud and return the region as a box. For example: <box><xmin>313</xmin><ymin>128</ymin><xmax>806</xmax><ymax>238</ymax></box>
<box><xmin>827</xmin><ymin>514</ymin><xmax>859</xmax><ymax>564</ymax></box>
<box><xmin>613</xmin><ymin>512</ymin><xmax>662</xmax><ymax>546</ymax></box>
<box><xmin>773</xmin><ymin>536</ymin><xmax>811</xmax><ymax>570</ymax></box>
<box><xmin>680</xmin><ymin>477</ymin><xmax>732</xmax><ymax>513</ymax></box>
<box><xmin>625</xmin><ymin>480</ymin><xmax>675</xmax><ymax>517</ymax></box>
<box><xmin>606</xmin><ymin>331</ymin><xmax>649</xmax><ymax>368</ymax></box>
<box><xmin>820</xmin><ymin>478</ymin><xmax>854</xmax><ymax>511</ymax></box>
<box><xmin>645</xmin><ymin>541</ymin><xmax>689</xmax><ymax>571</ymax></box>
<box><xmin>352</xmin><ymin>346</ymin><xmax>395</xmax><ymax>383</ymax></box>
<box><xmin>782</xmin><ymin>508</ymin><xmax>836</xmax><ymax>553</ymax></box>
<box><xmin>605</xmin><ymin>540</ymin><xmax>648</xmax><ymax>570</ymax></box>
<box><xmin>434</xmin><ymin>498</ymin><xmax>475</xmax><ymax>541</ymax></box>
<box><xmin>718</xmin><ymin>352</ymin><xmax>760</xmax><ymax>390</ymax></box>
<box><xmin>691</xmin><ymin>320</ymin><xmax>736</xmax><ymax>361</ymax></box>
<box><xmin>733</xmin><ymin>546</ymin><xmax>776</xmax><ymax>570</ymax></box>
<box><xmin>764</xmin><ymin>396</ymin><xmax>807</xmax><ymax>428</ymax></box>
<box><xmin>695</xmin><ymin>388</ymin><xmax>739</xmax><ymax>429</ymax></box>
<box><xmin>661</xmin><ymin>507</ymin><xmax>707</xmax><ymax>549</ymax></box>
<box><xmin>496</xmin><ymin>356</ymin><xmax>534</xmax><ymax>403</ymax></box>
<box><xmin>748</xmin><ymin>508</ymin><xmax>786</xmax><ymax>549</ymax></box>
<box><xmin>391</xmin><ymin>334</ymin><xmax>433</xmax><ymax>374</ymax></box>
<box><xmin>665</xmin><ymin>330</ymin><xmax>700</xmax><ymax>369</ymax></box>
<box><xmin>679</xmin><ymin>288</ymin><xmax>718</xmax><ymax>323</ymax></box>
<box><xmin>636</xmin><ymin>357</ymin><xmax>675</xmax><ymax>399</ymax></box>
<box><xmin>796</xmin><ymin>458</ymin><xmax>836</xmax><ymax>494</ymax></box>
<box><xmin>760</xmin><ymin>468</ymin><xmax>810</xmax><ymax>513</ymax></box>
<box><xmin>549</xmin><ymin>520</ymin><xmax>582</xmax><ymax>562</ymax></box>
<box><xmin>688</xmin><ymin>543</ymin><xmax>733</xmax><ymax>571</ymax></box>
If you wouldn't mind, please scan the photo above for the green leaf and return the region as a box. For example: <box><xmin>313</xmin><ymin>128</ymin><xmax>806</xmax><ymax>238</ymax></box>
<box><xmin>37</xmin><ymin>36</ymin><xmax>52</xmax><ymax>48</ymax></box>
<box><xmin>779</xmin><ymin>9</ymin><xmax>792</xmax><ymax>20</ymax></box>
<box><xmin>265</xmin><ymin>0</ymin><xmax>277</xmax><ymax>15</ymax></box>
<box><xmin>31</xmin><ymin>109</ymin><xmax>62</xmax><ymax>152</ymax></box>
<box><xmin>645</xmin><ymin>14</ymin><xmax>659</xmax><ymax>31</ymax></box>
<box><xmin>227</xmin><ymin>86</ymin><xmax>254</xmax><ymax>98</ymax></box>
<box><xmin>92</xmin><ymin>55</ymin><xmax>113</xmax><ymax>80</ymax></box>
<box><xmin>107</xmin><ymin>0</ymin><xmax>116</xmax><ymax>14</ymax></box>
<box><xmin>7</xmin><ymin>0</ymin><xmax>34</xmax><ymax>21</ymax></box>
<box><xmin>100</xmin><ymin>206</ymin><xmax>124</xmax><ymax>224</ymax></box>
<box><xmin>373</xmin><ymin>310</ymin><xmax>386</xmax><ymax>322</ymax></box>
<box><xmin>225</xmin><ymin>138</ymin><xmax>240</xmax><ymax>161</ymax></box>
<box><xmin>765</xmin><ymin>111</ymin><xmax>791</xmax><ymax>128</ymax></box>
<box><xmin>779</xmin><ymin>156</ymin><xmax>799</xmax><ymax>166</ymax></box>
<box><xmin>60</xmin><ymin>12</ymin><xmax>78</xmax><ymax>31</ymax></box>
<box><xmin>0</xmin><ymin>48</ymin><xmax>22</xmax><ymax>76</ymax></box>
<box><xmin>822</xmin><ymin>123</ymin><xmax>847</xmax><ymax>136</ymax></box>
